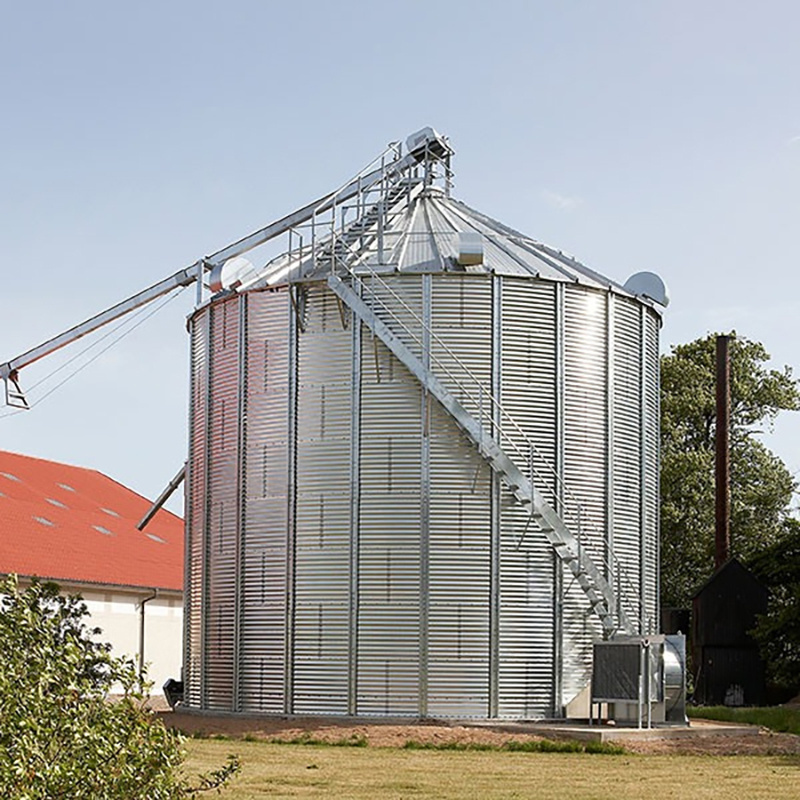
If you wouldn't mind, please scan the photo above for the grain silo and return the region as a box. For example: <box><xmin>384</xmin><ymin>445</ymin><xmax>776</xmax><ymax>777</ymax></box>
<box><xmin>182</xmin><ymin>128</ymin><xmax>668</xmax><ymax>720</ymax></box>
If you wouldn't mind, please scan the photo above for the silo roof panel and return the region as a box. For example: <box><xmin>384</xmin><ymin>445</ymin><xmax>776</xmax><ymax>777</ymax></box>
<box><xmin>272</xmin><ymin>188</ymin><xmax>634</xmax><ymax>299</ymax></box>
<box><xmin>398</xmin><ymin>198</ymin><xmax>454</xmax><ymax>272</ymax></box>
<box><xmin>441</xmin><ymin>196</ymin><xmax>615</xmax><ymax>290</ymax></box>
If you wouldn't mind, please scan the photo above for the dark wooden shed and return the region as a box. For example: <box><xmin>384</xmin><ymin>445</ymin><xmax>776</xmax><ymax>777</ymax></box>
<box><xmin>692</xmin><ymin>558</ymin><xmax>768</xmax><ymax>706</ymax></box>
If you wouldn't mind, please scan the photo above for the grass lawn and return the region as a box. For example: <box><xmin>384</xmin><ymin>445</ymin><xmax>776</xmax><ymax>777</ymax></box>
<box><xmin>184</xmin><ymin>739</ymin><xmax>800</xmax><ymax>799</ymax></box>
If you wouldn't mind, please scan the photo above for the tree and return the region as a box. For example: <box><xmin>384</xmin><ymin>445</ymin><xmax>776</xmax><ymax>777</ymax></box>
<box><xmin>748</xmin><ymin>518</ymin><xmax>800</xmax><ymax>695</ymax></box>
<box><xmin>0</xmin><ymin>575</ymin><xmax>239</xmax><ymax>799</ymax></box>
<box><xmin>660</xmin><ymin>333</ymin><xmax>799</xmax><ymax>608</ymax></box>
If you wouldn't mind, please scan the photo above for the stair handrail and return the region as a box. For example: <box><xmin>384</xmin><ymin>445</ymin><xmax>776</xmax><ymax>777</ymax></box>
<box><xmin>329</xmin><ymin>253</ymin><xmax>561</xmax><ymax>495</ymax></box>
<box><xmin>328</xmin><ymin>254</ymin><xmax>644</xmax><ymax>631</ymax></box>
<box><xmin>334</xmin><ymin>255</ymin><xmax>580</xmax><ymax>513</ymax></box>
<box><xmin>314</xmin><ymin>179</ymin><xmax>420</xmax><ymax>269</ymax></box>
<box><xmin>331</xmin><ymin>268</ymin><xmax>633</xmax><ymax>632</ymax></box>
<box><xmin>247</xmin><ymin>177</ymin><xmax>421</xmax><ymax>289</ymax></box>
<box><xmin>306</xmin><ymin>141</ymin><xmax>405</xmax><ymax>264</ymax></box>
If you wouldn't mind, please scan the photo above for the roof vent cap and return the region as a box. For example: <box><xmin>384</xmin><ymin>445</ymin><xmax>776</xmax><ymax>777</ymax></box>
<box><xmin>624</xmin><ymin>271</ymin><xmax>670</xmax><ymax>307</ymax></box>
<box><xmin>209</xmin><ymin>256</ymin><xmax>258</xmax><ymax>295</ymax></box>
<box><xmin>457</xmin><ymin>232</ymin><xmax>484</xmax><ymax>267</ymax></box>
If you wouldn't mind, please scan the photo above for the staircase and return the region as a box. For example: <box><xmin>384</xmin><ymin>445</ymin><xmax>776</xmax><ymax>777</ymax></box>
<box><xmin>326</xmin><ymin>270</ymin><xmax>637</xmax><ymax>637</ymax></box>
<box><xmin>312</xmin><ymin>181</ymin><xmax>415</xmax><ymax>272</ymax></box>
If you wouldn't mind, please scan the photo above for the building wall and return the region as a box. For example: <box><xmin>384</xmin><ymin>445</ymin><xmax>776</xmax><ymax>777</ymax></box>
<box><xmin>84</xmin><ymin>589</ymin><xmax>183</xmax><ymax>694</ymax></box>
<box><xmin>19</xmin><ymin>579</ymin><xmax>183</xmax><ymax>695</ymax></box>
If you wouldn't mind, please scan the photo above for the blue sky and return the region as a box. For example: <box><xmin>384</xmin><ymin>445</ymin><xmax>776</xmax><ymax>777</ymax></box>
<box><xmin>2</xmin><ymin>1</ymin><xmax>799</xmax><ymax>512</ymax></box>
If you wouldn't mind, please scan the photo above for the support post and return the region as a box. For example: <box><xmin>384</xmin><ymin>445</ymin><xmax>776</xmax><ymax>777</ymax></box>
<box><xmin>715</xmin><ymin>335</ymin><xmax>731</xmax><ymax>570</ymax></box>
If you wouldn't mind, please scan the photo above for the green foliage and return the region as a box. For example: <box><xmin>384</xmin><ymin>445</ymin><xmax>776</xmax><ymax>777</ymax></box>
<box><xmin>0</xmin><ymin>575</ymin><xmax>239</xmax><ymax>799</ymax></box>
<box><xmin>748</xmin><ymin>519</ymin><xmax>800</xmax><ymax>694</ymax></box>
<box><xmin>660</xmin><ymin>333</ymin><xmax>799</xmax><ymax>607</ymax></box>
<box><xmin>687</xmin><ymin>705</ymin><xmax>800</xmax><ymax>735</ymax></box>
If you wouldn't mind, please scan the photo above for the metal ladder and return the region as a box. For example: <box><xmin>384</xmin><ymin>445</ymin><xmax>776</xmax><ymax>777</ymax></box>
<box><xmin>326</xmin><ymin>269</ymin><xmax>637</xmax><ymax>637</ymax></box>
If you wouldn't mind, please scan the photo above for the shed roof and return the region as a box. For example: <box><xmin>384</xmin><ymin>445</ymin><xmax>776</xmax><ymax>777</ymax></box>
<box><xmin>0</xmin><ymin>450</ymin><xmax>183</xmax><ymax>592</ymax></box>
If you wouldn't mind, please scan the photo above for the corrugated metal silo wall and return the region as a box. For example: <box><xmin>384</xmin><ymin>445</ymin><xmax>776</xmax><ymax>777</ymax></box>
<box><xmin>186</xmin><ymin>290</ymin><xmax>292</xmax><ymax>713</ymax></box>
<box><xmin>186</xmin><ymin>297</ymin><xmax>241</xmax><ymax>710</ymax></box>
<box><xmin>184</xmin><ymin>273</ymin><xmax>661</xmax><ymax>718</ymax></box>
<box><xmin>611</xmin><ymin>296</ymin><xmax>643</xmax><ymax>627</ymax></box>
<box><xmin>205</xmin><ymin>298</ymin><xmax>241</xmax><ymax>710</ymax></box>
<box><xmin>346</xmin><ymin>273</ymin><xmax>496</xmax><ymax>717</ymax></box>
<box><xmin>643</xmin><ymin>310</ymin><xmax>660</xmax><ymax>627</ymax></box>
<box><xmin>239</xmin><ymin>290</ymin><xmax>290</xmax><ymax>713</ymax></box>
<box><xmin>561</xmin><ymin>286</ymin><xmax>607</xmax><ymax>704</ymax></box>
<box><xmin>185</xmin><ymin>306</ymin><xmax>209</xmax><ymax>709</ymax></box>
<box><xmin>294</xmin><ymin>284</ymin><xmax>353</xmax><ymax>714</ymax></box>
<box><xmin>428</xmin><ymin>274</ymin><xmax>492</xmax><ymax>717</ymax></box>
<box><xmin>610</xmin><ymin>299</ymin><xmax>659</xmax><ymax>632</ymax></box>
<box><xmin>358</xmin><ymin>275</ymin><xmax>425</xmax><ymax>715</ymax></box>
<box><xmin>498</xmin><ymin>277</ymin><xmax>558</xmax><ymax>719</ymax></box>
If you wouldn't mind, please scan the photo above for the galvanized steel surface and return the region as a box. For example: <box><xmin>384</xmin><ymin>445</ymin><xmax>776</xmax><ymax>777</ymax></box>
<box><xmin>185</xmin><ymin>308</ymin><xmax>208</xmax><ymax>709</ymax></box>
<box><xmin>203</xmin><ymin>298</ymin><xmax>240</xmax><ymax>710</ymax></box>
<box><xmin>288</xmin><ymin>189</ymin><xmax>645</xmax><ymax>301</ymax></box>
<box><xmin>294</xmin><ymin>285</ymin><xmax>353</xmax><ymax>714</ymax></box>
<box><xmin>497</xmin><ymin>278</ymin><xmax>557</xmax><ymax>719</ymax></box>
<box><xmin>239</xmin><ymin>291</ymin><xmax>291</xmax><ymax>713</ymax></box>
<box><xmin>185</xmin><ymin>265</ymin><xmax>661</xmax><ymax>719</ymax></box>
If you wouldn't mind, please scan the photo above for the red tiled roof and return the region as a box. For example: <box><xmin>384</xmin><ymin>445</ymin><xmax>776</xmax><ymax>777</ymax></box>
<box><xmin>0</xmin><ymin>450</ymin><xmax>183</xmax><ymax>592</ymax></box>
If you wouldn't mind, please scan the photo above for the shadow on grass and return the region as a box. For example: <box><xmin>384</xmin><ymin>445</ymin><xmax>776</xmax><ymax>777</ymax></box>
<box><xmin>769</xmin><ymin>755</ymin><xmax>800</xmax><ymax>769</ymax></box>
<box><xmin>267</xmin><ymin>733</ymin><xmax>369</xmax><ymax>748</ymax></box>
<box><xmin>180</xmin><ymin>728</ymin><xmax>625</xmax><ymax>755</ymax></box>
<box><xmin>402</xmin><ymin>739</ymin><xmax>626</xmax><ymax>755</ymax></box>
<box><xmin>689</xmin><ymin>705</ymin><xmax>800</xmax><ymax>736</ymax></box>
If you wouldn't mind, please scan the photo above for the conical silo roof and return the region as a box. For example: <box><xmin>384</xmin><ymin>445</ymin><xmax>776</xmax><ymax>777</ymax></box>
<box><xmin>255</xmin><ymin>185</ymin><xmax>638</xmax><ymax>299</ymax></box>
<box><xmin>234</xmin><ymin>129</ymin><xmax>665</xmax><ymax>308</ymax></box>
<box><xmin>376</xmin><ymin>187</ymin><xmax>621</xmax><ymax>290</ymax></box>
